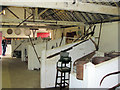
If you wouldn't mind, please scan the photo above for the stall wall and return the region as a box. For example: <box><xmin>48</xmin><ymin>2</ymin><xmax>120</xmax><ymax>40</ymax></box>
<box><xmin>85</xmin><ymin>57</ymin><xmax>119</xmax><ymax>88</ymax></box>
<box><xmin>70</xmin><ymin>57</ymin><xmax>119</xmax><ymax>88</ymax></box>
<box><xmin>28</xmin><ymin>37</ymin><xmax>66</xmax><ymax>70</ymax></box>
<box><xmin>94</xmin><ymin>22</ymin><xmax>119</xmax><ymax>52</ymax></box>
<box><xmin>40</xmin><ymin>39</ymin><xmax>95</xmax><ymax>88</ymax></box>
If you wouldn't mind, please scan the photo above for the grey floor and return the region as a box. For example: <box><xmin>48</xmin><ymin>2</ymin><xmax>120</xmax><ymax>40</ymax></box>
<box><xmin>2</xmin><ymin>56</ymin><xmax>40</xmax><ymax>88</ymax></box>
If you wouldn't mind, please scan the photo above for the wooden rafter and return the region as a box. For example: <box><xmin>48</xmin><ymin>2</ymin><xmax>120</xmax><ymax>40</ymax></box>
<box><xmin>0</xmin><ymin>1</ymin><xmax>118</xmax><ymax>15</ymax></box>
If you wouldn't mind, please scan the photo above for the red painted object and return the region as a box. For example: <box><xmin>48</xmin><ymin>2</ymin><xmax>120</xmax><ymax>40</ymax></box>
<box><xmin>37</xmin><ymin>32</ymin><xmax>50</xmax><ymax>38</ymax></box>
<box><xmin>0</xmin><ymin>32</ymin><xmax>2</xmax><ymax>55</ymax></box>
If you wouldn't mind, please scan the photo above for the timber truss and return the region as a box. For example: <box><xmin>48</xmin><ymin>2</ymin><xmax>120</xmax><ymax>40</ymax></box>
<box><xmin>0</xmin><ymin>0</ymin><xmax>120</xmax><ymax>29</ymax></box>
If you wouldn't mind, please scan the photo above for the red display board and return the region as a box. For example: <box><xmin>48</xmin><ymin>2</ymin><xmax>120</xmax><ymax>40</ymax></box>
<box><xmin>37</xmin><ymin>32</ymin><xmax>50</xmax><ymax>38</ymax></box>
<box><xmin>0</xmin><ymin>32</ymin><xmax>2</xmax><ymax>55</ymax></box>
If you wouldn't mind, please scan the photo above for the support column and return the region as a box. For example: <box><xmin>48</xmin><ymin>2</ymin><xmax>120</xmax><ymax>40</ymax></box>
<box><xmin>118</xmin><ymin>6</ymin><xmax>120</xmax><ymax>88</ymax></box>
<box><xmin>32</xmin><ymin>8</ymin><xmax>39</xmax><ymax>21</ymax></box>
<box><xmin>35</xmin><ymin>8</ymin><xmax>39</xmax><ymax>20</ymax></box>
<box><xmin>40</xmin><ymin>50</ymin><xmax>46</xmax><ymax>88</ymax></box>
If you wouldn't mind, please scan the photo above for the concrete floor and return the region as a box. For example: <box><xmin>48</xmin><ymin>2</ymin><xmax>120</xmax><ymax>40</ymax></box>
<box><xmin>2</xmin><ymin>55</ymin><xmax>40</xmax><ymax>88</ymax></box>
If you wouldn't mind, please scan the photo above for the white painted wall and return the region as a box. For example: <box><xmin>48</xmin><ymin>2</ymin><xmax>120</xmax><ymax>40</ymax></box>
<box><xmin>93</xmin><ymin>58</ymin><xmax>119</xmax><ymax>88</ymax></box>
<box><xmin>0</xmin><ymin>28</ymin><xmax>33</xmax><ymax>38</ymax></box>
<box><xmin>94</xmin><ymin>22</ymin><xmax>119</xmax><ymax>52</ymax></box>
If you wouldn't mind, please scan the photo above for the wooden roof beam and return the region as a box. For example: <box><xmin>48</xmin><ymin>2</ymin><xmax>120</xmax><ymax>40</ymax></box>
<box><xmin>1</xmin><ymin>18</ymin><xmax>85</xmax><ymax>26</ymax></box>
<box><xmin>0</xmin><ymin>1</ymin><xmax>119</xmax><ymax>15</ymax></box>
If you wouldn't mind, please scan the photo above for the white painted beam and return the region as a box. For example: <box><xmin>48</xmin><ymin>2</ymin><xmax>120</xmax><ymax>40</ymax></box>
<box><xmin>0</xmin><ymin>24</ymin><xmax>62</xmax><ymax>29</ymax></box>
<box><xmin>0</xmin><ymin>1</ymin><xmax>119</xmax><ymax>15</ymax></box>
<box><xmin>1</xmin><ymin>18</ymin><xmax>85</xmax><ymax>26</ymax></box>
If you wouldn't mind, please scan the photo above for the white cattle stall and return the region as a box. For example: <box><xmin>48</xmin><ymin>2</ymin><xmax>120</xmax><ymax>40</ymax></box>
<box><xmin>27</xmin><ymin>37</ymin><xmax>119</xmax><ymax>88</ymax></box>
<box><xmin>21</xmin><ymin>37</ymin><xmax>43</xmax><ymax>61</ymax></box>
<box><xmin>40</xmin><ymin>39</ymin><xmax>96</xmax><ymax>88</ymax></box>
<box><xmin>70</xmin><ymin>57</ymin><xmax>119</xmax><ymax>88</ymax></box>
<box><xmin>28</xmin><ymin>37</ymin><xmax>66</xmax><ymax>70</ymax></box>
